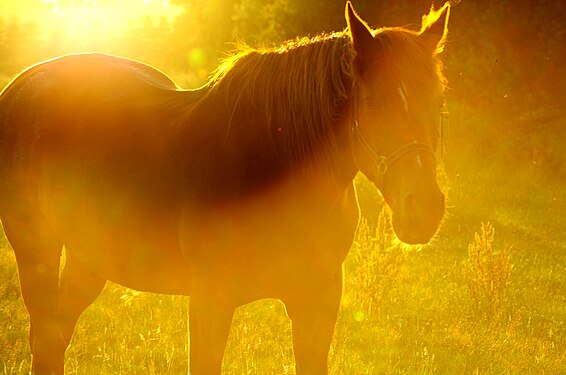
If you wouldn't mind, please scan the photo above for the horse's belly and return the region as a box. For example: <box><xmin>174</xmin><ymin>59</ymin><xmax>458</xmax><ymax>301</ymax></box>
<box><xmin>66</xmin><ymin>225</ymin><xmax>191</xmax><ymax>295</ymax></box>
<box><xmin>45</xmin><ymin>191</ymin><xmax>192</xmax><ymax>295</ymax></box>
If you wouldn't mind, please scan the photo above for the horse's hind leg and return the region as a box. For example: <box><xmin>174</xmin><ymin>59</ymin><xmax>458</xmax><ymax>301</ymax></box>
<box><xmin>58</xmin><ymin>249</ymin><xmax>106</xmax><ymax>346</ymax></box>
<box><xmin>2</xmin><ymin>212</ymin><xmax>65</xmax><ymax>375</ymax></box>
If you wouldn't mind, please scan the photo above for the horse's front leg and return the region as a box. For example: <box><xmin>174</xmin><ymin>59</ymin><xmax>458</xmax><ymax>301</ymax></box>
<box><xmin>189</xmin><ymin>288</ymin><xmax>236</xmax><ymax>375</ymax></box>
<box><xmin>285</xmin><ymin>269</ymin><xmax>343</xmax><ymax>375</ymax></box>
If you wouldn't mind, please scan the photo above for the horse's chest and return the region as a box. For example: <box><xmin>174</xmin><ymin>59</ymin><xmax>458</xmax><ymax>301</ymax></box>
<box><xmin>181</xmin><ymin>183</ymin><xmax>359</xmax><ymax>301</ymax></box>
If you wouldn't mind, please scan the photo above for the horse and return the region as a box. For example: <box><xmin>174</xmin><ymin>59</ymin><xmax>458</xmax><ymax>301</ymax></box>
<box><xmin>0</xmin><ymin>2</ymin><xmax>449</xmax><ymax>374</ymax></box>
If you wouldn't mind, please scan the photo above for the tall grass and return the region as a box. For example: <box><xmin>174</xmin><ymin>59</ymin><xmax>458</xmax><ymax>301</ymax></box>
<box><xmin>344</xmin><ymin>207</ymin><xmax>405</xmax><ymax>319</ymax></box>
<box><xmin>462</xmin><ymin>222</ymin><xmax>512</xmax><ymax>320</ymax></box>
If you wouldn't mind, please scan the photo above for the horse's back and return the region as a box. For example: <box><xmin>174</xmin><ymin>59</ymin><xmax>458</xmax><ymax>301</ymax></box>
<box><xmin>0</xmin><ymin>53</ymin><xmax>189</xmax><ymax>169</ymax></box>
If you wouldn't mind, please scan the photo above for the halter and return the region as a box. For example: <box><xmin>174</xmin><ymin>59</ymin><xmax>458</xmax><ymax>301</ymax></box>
<box><xmin>352</xmin><ymin>119</ymin><xmax>435</xmax><ymax>188</ymax></box>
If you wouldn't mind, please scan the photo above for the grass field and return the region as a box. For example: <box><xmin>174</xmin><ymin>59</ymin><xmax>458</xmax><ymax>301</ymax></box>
<box><xmin>0</xmin><ymin>145</ymin><xmax>565</xmax><ymax>374</ymax></box>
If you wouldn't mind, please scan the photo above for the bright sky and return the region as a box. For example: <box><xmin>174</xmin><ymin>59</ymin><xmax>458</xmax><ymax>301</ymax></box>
<box><xmin>0</xmin><ymin>0</ymin><xmax>183</xmax><ymax>37</ymax></box>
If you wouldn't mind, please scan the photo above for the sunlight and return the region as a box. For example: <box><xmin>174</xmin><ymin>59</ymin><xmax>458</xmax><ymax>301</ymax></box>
<box><xmin>0</xmin><ymin>0</ymin><xmax>182</xmax><ymax>49</ymax></box>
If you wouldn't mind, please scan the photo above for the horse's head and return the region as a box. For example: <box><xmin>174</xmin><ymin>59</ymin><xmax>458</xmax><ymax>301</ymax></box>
<box><xmin>346</xmin><ymin>2</ymin><xmax>449</xmax><ymax>244</ymax></box>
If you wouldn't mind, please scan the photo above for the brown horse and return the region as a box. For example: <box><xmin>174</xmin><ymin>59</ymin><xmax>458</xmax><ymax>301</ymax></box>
<box><xmin>0</xmin><ymin>2</ymin><xmax>449</xmax><ymax>374</ymax></box>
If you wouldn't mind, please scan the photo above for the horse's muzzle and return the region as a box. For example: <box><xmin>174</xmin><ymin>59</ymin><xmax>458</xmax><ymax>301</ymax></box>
<box><xmin>392</xmin><ymin>189</ymin><xmax>445</xmax><ymax>245</ymax></box>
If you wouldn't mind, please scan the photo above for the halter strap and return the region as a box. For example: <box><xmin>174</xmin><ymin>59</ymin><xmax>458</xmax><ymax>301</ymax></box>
<box><xmin>353</xmin><ymin>120</ymin><xmax>434</xmax><ymax>188</ymax></box>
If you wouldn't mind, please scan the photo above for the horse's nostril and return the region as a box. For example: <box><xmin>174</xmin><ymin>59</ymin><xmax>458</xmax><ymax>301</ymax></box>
<box><xmin>402</xmin><ymin>190</ymin><xmax>445</xmax><ymax>224</ymax></box>
<box><xmin>393</xmin><ymin>189</ymin><xmax>445</xmax><ymax>244</ymax></box>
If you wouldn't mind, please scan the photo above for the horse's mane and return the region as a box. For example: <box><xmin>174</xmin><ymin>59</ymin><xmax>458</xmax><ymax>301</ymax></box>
<box><xmin>204</xmin><ymin>31</ymin><xmax>355</xmax><ymax>165</ymax></box>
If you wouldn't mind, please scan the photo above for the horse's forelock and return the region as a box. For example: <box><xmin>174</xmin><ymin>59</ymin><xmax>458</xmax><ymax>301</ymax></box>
<box><xmin>375</xmin><ymin>28</ymin><xmax>447</xmax><ymax>92</ymax></box>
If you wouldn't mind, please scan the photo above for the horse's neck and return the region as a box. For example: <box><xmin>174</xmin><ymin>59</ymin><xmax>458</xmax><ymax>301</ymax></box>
<box><xmin>181</xmin><ymin>112</ymin><xmax>355</xmax><ymax>205</ymax></box>
<box><xmin>171</xmin><ymin>76</ymin><xmax>358</xmax><ymax>205</ymax></box>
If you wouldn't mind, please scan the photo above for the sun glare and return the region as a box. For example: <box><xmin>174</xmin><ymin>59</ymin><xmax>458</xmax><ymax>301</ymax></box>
<box><xmin>0</xmin><ymin>0</ymin><xmax>182</xmax><ymax>49</ymax></box>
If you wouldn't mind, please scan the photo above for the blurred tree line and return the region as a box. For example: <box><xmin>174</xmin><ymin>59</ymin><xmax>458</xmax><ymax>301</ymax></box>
<box><xmin>0</xmin><ymin>0</ymin><xmax>564</xmax><ymax>175</ymax></box>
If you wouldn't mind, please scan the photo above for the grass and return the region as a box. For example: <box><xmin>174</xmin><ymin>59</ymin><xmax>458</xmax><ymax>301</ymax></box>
<box><xmin>462</xmin><ymin>222</ymin><xmax>512</xmax><ymax>319</ymax></box>
<box><xmin>0</xmin><ymin>157</ymin><xmax>565</xmax><ymax>374</ymax></box>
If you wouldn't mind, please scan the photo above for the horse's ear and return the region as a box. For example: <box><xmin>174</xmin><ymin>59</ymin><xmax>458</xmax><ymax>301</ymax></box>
<box><xmin>346</xmin><ymin>1</ymin><xmax>374</xmax><ymax>59</ymax></box>
<box><xmin>420</xmin><ymin>3</ymin><xmax>450</xmax><ymax>54</ymax></box>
